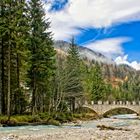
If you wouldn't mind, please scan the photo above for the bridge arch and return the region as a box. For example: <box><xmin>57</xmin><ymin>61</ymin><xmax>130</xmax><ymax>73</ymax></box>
<box><xmin>103</xmin><ymin>107</ymin><xmax>139</xmax><ymax>116</ymax></box>
<box><xmin>82</xmin><ymin>106</ymin><xmax>99</xmax><ymax>115</ymax></box>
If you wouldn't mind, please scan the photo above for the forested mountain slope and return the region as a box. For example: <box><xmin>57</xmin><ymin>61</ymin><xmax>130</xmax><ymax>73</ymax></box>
<box><xmin>54</xmin><ymin>40</ymin><xmax>138</xmax><ymax>84</ymax></box>
<box><xmin>54</xmin><ymin>40</ymin><xmax>140</xmax><ymax>101</ymax></box>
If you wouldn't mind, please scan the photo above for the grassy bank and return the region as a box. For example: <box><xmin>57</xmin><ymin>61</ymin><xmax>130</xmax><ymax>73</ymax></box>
<box><xmin>0</xmin><ymin>112</ymin><xmax>97</xmax><ymax>127</ymax></box>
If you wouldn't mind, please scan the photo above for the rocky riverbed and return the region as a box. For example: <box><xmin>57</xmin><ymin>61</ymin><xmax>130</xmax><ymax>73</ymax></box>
<box><xmin>0</xmin><ymin>115</ymin><xmax>140</xmax><ymax>140</ymax></box>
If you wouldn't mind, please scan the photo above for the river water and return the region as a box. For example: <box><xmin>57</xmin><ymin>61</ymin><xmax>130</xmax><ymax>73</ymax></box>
<box><xmin>0</xmin><ymin>114</ymin><xmax>139</xmax><ymax>133</ymax></box>
<box><xmin>0</xmin><ymin>114</ymin><xmax>140</xmax><ymax>140</ymax></box>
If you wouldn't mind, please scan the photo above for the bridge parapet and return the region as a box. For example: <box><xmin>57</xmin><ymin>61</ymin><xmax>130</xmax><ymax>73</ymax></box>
<box><xmin>87</xmin><ymin>101</ymin><xmax>140</xmax><ymax>106</ymax></box>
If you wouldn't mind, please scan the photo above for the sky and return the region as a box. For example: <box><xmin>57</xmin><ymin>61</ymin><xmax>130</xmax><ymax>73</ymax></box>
<box><xmin>44</xmin><ymin>0</ymin><xmax>140</xmax><ymax>70</ymax></box>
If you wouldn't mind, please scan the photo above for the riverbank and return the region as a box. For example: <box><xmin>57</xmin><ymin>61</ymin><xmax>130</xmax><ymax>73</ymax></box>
<box><xmin>0</xmin><ymin>113</ymin><xmax>97</xmax><ymax>127</ymax></box>
<box><xmin>0</xmin><ymin>116</ymin><xmax>140</xmax><ymax>140</ymax></box>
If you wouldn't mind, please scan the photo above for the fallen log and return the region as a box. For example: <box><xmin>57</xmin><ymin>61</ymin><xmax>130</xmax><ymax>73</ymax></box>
<box><xmin>97</xmin><ymin>125</ymin><xmax>130</xmax><ymax>131</ymax></box>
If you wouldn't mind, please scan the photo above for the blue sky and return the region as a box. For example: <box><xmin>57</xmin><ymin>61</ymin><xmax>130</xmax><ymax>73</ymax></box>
<box><xmin>45</xmin><ymin>0</ymin><xmax>140</xmax><ymax>70</ymax></box>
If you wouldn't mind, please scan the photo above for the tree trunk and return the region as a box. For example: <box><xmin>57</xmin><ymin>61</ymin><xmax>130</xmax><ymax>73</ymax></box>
<box><xmin>32</xmin><ymin>71</ymin><xmax>37</xmax><ymax>115</ymax></box>
<box><xmin>14</xmin><ymin>53</ymin><xmax>20</xmax><ymax>114</ymax></box>
<box><xmin>16</xmin><ymin>53</ymin><xmax>20</xmax><ymax>88</ymax></box>
<box><xmin>1</xmin><ymin>1</ymin><xmax>6</xmax><ymax>115</ymax></box>
<box><xmin>7</xmin><ymin>38</ymin><xmax>11</xmax><ymax>119</ymax></box>
<box><xmin>72</xmin><ymin>97</ymin><xmax>75</xmax><ymax>113</ymax></box>
<box><xmin>7</xmin><ymin>1</ymin><xmax>12</xmax><ymax>119</ymax></box>
<box><xmin>0</xmin><ymin>40</ymin><xmax>2</xmax><ymax>115</ymax></box>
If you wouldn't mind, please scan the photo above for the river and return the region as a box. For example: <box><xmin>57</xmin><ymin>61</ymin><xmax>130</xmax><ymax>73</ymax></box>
<box><xmin>0</xmin><ymin>114</ymin><xmax>140</xmax><ymax>140</ymax></box>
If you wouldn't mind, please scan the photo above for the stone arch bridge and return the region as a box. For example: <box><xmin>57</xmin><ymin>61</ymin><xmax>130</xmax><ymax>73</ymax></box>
<box><xmin>82</xmin><ymin>101</ymin><xmax>140</xmax><ymax>116</ymax></box>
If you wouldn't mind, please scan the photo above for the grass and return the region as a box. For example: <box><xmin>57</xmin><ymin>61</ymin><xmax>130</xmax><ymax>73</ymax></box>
<box><xmin>0</xmin><ymin>112</ymin><xmax>97</xmax><ymax>127</ymax></box>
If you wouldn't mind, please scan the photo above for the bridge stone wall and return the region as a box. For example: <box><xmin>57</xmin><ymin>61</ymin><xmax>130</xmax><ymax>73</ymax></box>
<box><xmin>83</xmin><ymin>101</ymin><xmax>140</xmax><ymax>116</ymax></box>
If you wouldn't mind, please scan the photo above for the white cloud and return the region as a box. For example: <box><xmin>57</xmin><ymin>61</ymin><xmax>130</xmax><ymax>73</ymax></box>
<box><xmin>84</xmin><ymin>37</ymin><xmax>130</xmax><ymax>58</ymax></box>
<box><xmin>44</xmin><ymin>0</ymin><xmax>140</xmax><ymax>70</ymax></box>
<box><xmin>115</xmin><ymin>55</ymin><xmax>140</xmax><ymax>70</ymax></box>
<box><xmin>85</xmin><ymin>37</ymin><xmax>140</xmax><ymax>70</ymax></box>
<box><xmin>45</xmin><ymin>0</ymin><xmax>140</xmax><ymax>40</ymax></box>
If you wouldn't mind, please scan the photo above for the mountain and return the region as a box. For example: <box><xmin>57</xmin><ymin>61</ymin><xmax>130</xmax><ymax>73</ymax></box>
<box><xmin>53</xmin><ymin>40</ymin><xmax>140</xmax><ymax>87</ymax></box>
<box><xmin>54</xmin><ymin>40</ymin><xmax>114</xmax><ymax>64</ymax></box>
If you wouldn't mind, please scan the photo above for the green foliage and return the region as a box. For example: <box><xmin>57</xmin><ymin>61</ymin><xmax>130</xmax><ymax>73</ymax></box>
<box><xmin>54</xmin><ymin>112</ymin><xmax>73</xmax><ymax>122</ymax></box>
<box><xmin>38</xmin><ymin>112</ymin><xmax>50</xmax><ymax>120</ymax></box>
<box><xmin>47</xmin><ymin>119</ymin><xmax>60</xmax><ymax>126</ymax></box>
<box><xmin>65</xmin><ymin>38</ymin><xmax>83</xmax><ymax>96</ymax></box>
<box><xmin>0</xmin><ymin>0</ymin><xmax>30</xmax><ymax>115</ymax></box>
<box><xmin>63</xmin><ymin>38</ymin><xmax>83</xmax><ymax>112</ymax></box>
<box><xmin>0</xmin><ymin>0</ymin><xmax>139</xmax><ymax>123</ymax></box>
<box><xmin>28</xmin><ymin>0</ymin><xmax>56</xmax><ymax>114</ymax></box>
<box><xmin>90</xmin><ymin>64</ymin><xmax>106</xmax><ymax>101</ymax></box>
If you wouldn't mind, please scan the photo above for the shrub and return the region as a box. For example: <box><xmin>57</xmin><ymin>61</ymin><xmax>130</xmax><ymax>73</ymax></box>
<box><xmin>47</xmin><ymin>119</ymin><xmax>60</xmax><ymax>126</ymax></box>
<box><xmin>29</xmin><ymin>115</ymin><xmax>41</xmax><ymax>122</ymax></box>
<box><xmin>38</xmin><ymin>113</ymin><xmax>50</xmax><ymax>120</ymax></box>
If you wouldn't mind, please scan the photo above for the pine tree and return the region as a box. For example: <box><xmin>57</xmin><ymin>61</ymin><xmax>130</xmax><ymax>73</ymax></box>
<box><xmin>91</xmin><ymin>63</ymin><xmax>106</xmax><ymax>101</ymax></box>
<box><xmin>0</xmin><ymin>0</ymin><xmax>30</xmax><ymax>115</ymax></box>
<box><xmin>0</xmin><ymin>0</ymin><xmax>13</xmax><ymax>117</ymax></box>
<box><xmin>28</xmin><ymin>0</ymin><xmax>55</xmax><ymax>114</ymax></box>
<box><xmin>0</xmin><ymin>0</ymin><xmax>7</xmax><ymax>114</ymax></box>
<box><xmin>64</xmin><ymin>37</ymin><xmax>83</xmax><ymax>112</ymax></box>
<box><xmin>11</xmin><ymin>0</ymin><xmax>30</xmax><ymax>114</ymax></box>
